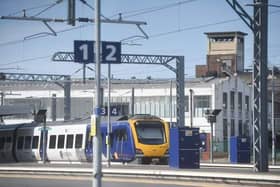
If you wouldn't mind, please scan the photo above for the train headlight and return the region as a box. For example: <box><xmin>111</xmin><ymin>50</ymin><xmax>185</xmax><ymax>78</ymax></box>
<box><xmin>165</xmin><ymin>149</ymin><xmax>169</xmax><ymax>154</ymax></box>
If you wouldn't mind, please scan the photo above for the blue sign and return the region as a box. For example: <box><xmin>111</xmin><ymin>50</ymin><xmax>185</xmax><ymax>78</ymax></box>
<box><xmin>100</xmin><ymin>106</ymin><xmax>119</xmax><ymax>116</ymax></box>
<box><xmin>101</xmin><ymin>41</ymin><xmax>121</xmax><ymax>64</ymax></box>
<box><xmin>74</xmin><ymin>40</ymin><xmax>94</xmax><ymax>63</ymax></box>
<box><xmin>74</xmin><ymin>40</ymin><xmax>121</xmax><ymax>64</ymax></box>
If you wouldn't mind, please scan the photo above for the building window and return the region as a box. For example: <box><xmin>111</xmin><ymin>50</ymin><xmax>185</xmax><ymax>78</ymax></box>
<box><xmin>194</xmin><ymin>96</ymin><xmax>211</xmax><ymax>117</ymax></box>
<box><xmin>230</xmin><ymin>91</ymin><xmax>235</xmax><ymax>110</ymax></box>
<box><xmin>244</xmin><ymin>120</ymin><xmax>249</xmax><ymax>136</ymax></box>
<box><xmin>185</xmin><ymin>96</ymin><xmax>189</xmax><ymax>112</ymax></box>
<box><xmin>238</xmin><ymin>92</ymin><xmax>242</xmax><ymax>111</ymax></box>
<box><xmin>231</xmin><ymin>119</ymin><xmax>235</xmax><ymax>136</ymax></box>
<box><xmin>223</xmin><ymin>92</ymin><xmax>227</xmax><ymax>110</ymax></box>
<box><xmin>223</xmin><ymin>119</ymin><xmax>228</xmax><ymax>139</ymax></box>
<box><xmin>245</xmin><ymin>95</ymin><xmax>249</xmax><ymax>111</ymax></box>
<box><xmin>238</xmin><ymin>120</ymin><xmax>243</xmax><ymax>136</ymax></box>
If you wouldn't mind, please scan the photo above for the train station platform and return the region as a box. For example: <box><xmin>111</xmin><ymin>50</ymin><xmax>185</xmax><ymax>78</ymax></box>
<box><xmin>0</xmin><ymin>162</ymin><xmax>279</xmax><ymax>186</ymax></box>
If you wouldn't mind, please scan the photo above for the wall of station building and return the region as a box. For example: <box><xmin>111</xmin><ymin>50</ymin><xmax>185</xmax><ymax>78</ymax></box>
<box><xmin>214</xmin><ymin>76</ymin><xmax>252</xmax><ymax>143</ymax></box>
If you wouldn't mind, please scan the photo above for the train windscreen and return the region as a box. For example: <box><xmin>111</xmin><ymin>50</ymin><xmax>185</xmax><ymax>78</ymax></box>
<box><xmin>135</xmin><ymin>121</ymin><xmax>165</xmax><ymax>145</ymax></box>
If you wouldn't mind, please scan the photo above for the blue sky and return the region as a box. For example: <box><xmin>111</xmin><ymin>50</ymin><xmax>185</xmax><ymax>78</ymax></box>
<box><xmin>0</xmin><ymin>0</ymin><xmax>280</xmax><ymax>79</ymax></box>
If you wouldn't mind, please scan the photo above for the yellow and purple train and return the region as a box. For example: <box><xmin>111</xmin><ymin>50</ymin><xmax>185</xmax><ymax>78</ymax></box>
<box><xmin>0</xmin><ymin>115</ymin><xmax>169</xmax><ymax>164</ymax></box>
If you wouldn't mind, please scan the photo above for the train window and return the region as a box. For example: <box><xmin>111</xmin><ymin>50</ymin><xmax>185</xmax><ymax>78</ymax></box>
<box><xmin>75</xmin><ymin>134</ymin><xmax>83</xmax><ymax>148</ymax></box>
<box><xmin>6</xmin><ymin>136</ymin><xmax>12</xmax><ymax>143</ymax></box>
<box><xmin>117</xmin><ymin>129</ymin><xmax>128</xmax><ymax>141</ymax></box>
<box><xmin>49</xmin><ymin>135</ymin><xmax>56</xmax><ymax>149</ymax></box>
<box><xmin>0</xmin><ymin>137</ymin><xmax>4</xmax><ymax>150</ymax></box>
<box><xmin>24</xmin><ymin>136</ymin><xmax>32</xmax><ymax>149</ymax></box>
<box><xmin>66</xmin><ymin>134</ymin><xmax>74</xmax><ymax>149</ymax></box>
<box><xmin>17</xmin><ymin>136</ymin><xmax>24</xmax><ymax>149</ymax></box>
<box><xmin>57</xmin><ymin>135</ymin><xmax>65</xmax><ymax>149</ymax></box>
<box><xmin>32</xmin><ymin>136</ymin><xmax>39</xmax><ymax>149</ymax></box>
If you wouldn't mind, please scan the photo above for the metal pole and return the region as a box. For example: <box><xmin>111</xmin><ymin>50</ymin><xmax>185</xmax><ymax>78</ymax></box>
<box><xmin>107</xmin><ymin>64</ymin><xmax>111</xmax><ymax>167</ymax></box>
<box><xmin>83</xmin><ymin>63</ymin><xmax>86</xmax><ymax>84</ymax></box>
<box><xmin>253</xmin><ymin>0</ymin><xmax>268</xmax><ymax>172</ymax></box>
<box><xmin>43</xmin><ymin>114</ymin><xmax>46</xmax><ymax>164</ymax></box>
<box><xmin>131</xmin><ymin>87</ymin><xmax>135</xmax><ymax>116</ymax></box>
<box><xmin>176</xmin><ymin>57</ymin><xmax>185</xmax><ymax>127</ymax></box>
<box><xmin>0</xmin><ymin>92</ymin><xmax>3</xmax><ymax>123</ymax></box>
<box><xmin>228</xmin><ymin>121</ymin><xmax>231</xmax><ymax>162</ymax></box>
<box><xmin>51</xmin><ymin>94</ymin><xmax>57</xmax><ymax>122</ymax></box>
<box><xmin>170</xmin><ymin>80</ymin><xmax>172</xmax><ymax>126</ymax></box>
<box><xmin>272</xmin><ymin>66</ymin><xmax>276</xmax><ymax>165</ymax></box>
<box><xmin>93</xmin><ymin>0</ymin><xmax>102</xmax><ymax>186</ymax></box>
<box><xmin>190</xmin><ymin>89</ymin><xmax>193</xmax><ymax>128</ymax></box>
<box><xmin>64</xmin><ymin>76</ymin><xmax>71</xmax><ymax>121</ymax></box>
<box><xmin>210</xmin><ymin>121</ymin><xmax>213</xmax><ymax>163</ymax></box>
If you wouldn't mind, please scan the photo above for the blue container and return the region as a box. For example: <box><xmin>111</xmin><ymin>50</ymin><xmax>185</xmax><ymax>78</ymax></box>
<box><xmin>230</xmin><ymin>136</ymin><xmax>250</xmax><ymax>163</ymax></box>
<box><xmin>169</xmin><ymin>127</ymin><xmax>200</xmax><ymax>169</ymax></box>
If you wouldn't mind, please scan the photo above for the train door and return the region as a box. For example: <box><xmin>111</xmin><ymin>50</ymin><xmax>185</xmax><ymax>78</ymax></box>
<box><xmin>39</xmin><ymin>130</ymin><xmax>48</xmax><ymax>161</ymax></box>
<box><xmin>85</xmin><ymin>125</ymin><xmax>93</xmax><ymax>161</ymax></box>
<box><xmin>112</xmin><ymin>127</ymin><xmax>134</xmax><ymax>162</ymax></box>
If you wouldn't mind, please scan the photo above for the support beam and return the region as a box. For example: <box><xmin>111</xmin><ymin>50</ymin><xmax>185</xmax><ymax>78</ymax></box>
<box><xmin>0</xmin><ymin>72</ymin><xmax>71</xmax><ymax>121</ymax></box>
<box><xmin>252</xmin><ymin>0</ymin><xmax>268</xmax><ymax>172</ymax></box>
<box><xmin>226</xmin><ymin>0</ymin><xmax>268</xmax><ymax>172</ymax></box>
<box><xmin>52</xmin><ymin>52</ymin><xmax>185</xmax><ymax>127</ymax></box>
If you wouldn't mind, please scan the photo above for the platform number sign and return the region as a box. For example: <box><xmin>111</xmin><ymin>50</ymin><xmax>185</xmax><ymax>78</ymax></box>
<box><xmin>101</xmin><ymin>41</ymin><xmax>121</xmax><ymax>63</ymax></box>
<box><xmin>74</xmin><ymin>40</ymin><xmax>94</xmax><ymax>64</ymax></box>
<box><xmin>100</xmin><ymin>106</ymin><xmax>119</xmax><ymax>116</ymax></box>
<box><xmin>74</xmin><ymin>40</ymin><xmax>121</xmax><ymax>64</ymax></box>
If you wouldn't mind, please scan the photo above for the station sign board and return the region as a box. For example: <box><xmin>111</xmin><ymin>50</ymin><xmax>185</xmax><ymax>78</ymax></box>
<box><xmin>74</xmin><ymin>40</ymin><xmax>121</xmax><ymax>64</ymax></box>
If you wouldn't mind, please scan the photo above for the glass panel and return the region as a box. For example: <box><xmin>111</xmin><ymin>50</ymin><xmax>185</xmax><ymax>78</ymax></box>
<box><xmin>230</xmin><ymin>91</ymin><xmax>235</xmax><ymax>110</ymax></box>
<box><xmin>75</xmin><ymin>134</ymin><xmax>83</xmax><ymax>148</ymax></box>
<box><xmin>57</xmin><ymin>135</ymin><xmax>65</xmax><ymax>149</ymax></box>
<box><xmin>194</xmin><ymin>95</ymin><xmax>211</xmax><ymax>117</ymax></box>
<box><xmin>135</xmin><ymin>121</ymin><xmax>165</xmax><ymax>145</ymax></box>
<box><xmin>32</xmin><ymin>136</ymin><xmax>39</xmax><ymax>149</ymax></box>
<box><xmin>17</xmin><ymin>136</ymin><xmax>24</xmax><ymax>149</ymax></box>
<box><xmin>66</xmin><ymin>134</ymin><xmax>74</xmax><ymax>149</ymax></box>
<box><xmin>238</xmin><ymin>92</ymin><xmax>242</xmax><ymax>110</ymax></box>
<box><xmin>6</xmin><ymin>137</ymin><xmax>12</xmax><ymax>143</ymax></box>
<box><xmin>223</xmin><ymin>92</ymin><xmax>227</xmax><ymax>109</ymax></box>
<box><xmin>0</xmin><ymin>137</ymin><xmax>4</xmax><ymax>150</ymax></box>
<box><xmin>231</xmin><ymin>119</ymin><xmax>235</xmax><ymax>136</ymax></box>
<box><xmin>24</xmin><ymin>136</ymin><xmax>32</xmax><ymax>149</ymax></box>
<box><xmin>49</xmin><ymin>135</ymin><xmax>56</xmax><ymax>149</ymax></box>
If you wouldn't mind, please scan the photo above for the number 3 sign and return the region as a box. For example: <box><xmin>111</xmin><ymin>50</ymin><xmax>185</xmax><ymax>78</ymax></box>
<box><xmin>74</xmin><ymin>40</ymin><xmax>121</xmax><ymax>64</ymax></box>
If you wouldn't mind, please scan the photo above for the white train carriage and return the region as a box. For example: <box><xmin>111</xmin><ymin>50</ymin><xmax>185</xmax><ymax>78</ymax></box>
<box><xmin>46</xmin><ymin>123</ymin><xmax>88</xmax><ymax>162</ymax></box>
<box><xmin>0</xmin><ymin>125</ymin><xmax>17</xmax><ymax>162</ymax></box>
<box><xmin>15</xmin><ymin>123</ymin><xmax>40</xmax><ymax>162</ymax></box>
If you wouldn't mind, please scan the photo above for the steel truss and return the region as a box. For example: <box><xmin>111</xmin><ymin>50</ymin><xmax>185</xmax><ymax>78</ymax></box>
<box><xmin>0</xmin><ymin>72</ymin><xmax>71</xmax><ymax>121</ymax></box>
<box><xmin>52</xmin><ymin>52</ymin><xmax>185</xmax><ymax>127</ymax></box>
<box><xmin>226</xmin><ymin>0</ymin><xmax>268</xmax><ymax>172</ymax></box>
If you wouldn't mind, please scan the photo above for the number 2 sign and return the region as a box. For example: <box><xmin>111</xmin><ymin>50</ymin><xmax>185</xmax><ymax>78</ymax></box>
<box><xmin>101</xmin><ymin>41</ymin><xmax>121</xmax><ymax>63</ymax></box>
<box><xmin>74</xmin><ymin>40</ymin><xmax>121</xmax><ymax>64</ymax></box>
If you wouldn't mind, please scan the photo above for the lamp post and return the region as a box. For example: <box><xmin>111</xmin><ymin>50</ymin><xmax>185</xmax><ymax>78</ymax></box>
<box><xmin>271</xmin><ymin>66</ymin><xmax>276</xmax><ymax>165</ymax></box>
<box><xmin>205</xmin><ymin>109</ymin><xmax>221</xmax><ymax>163</ymax></box>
